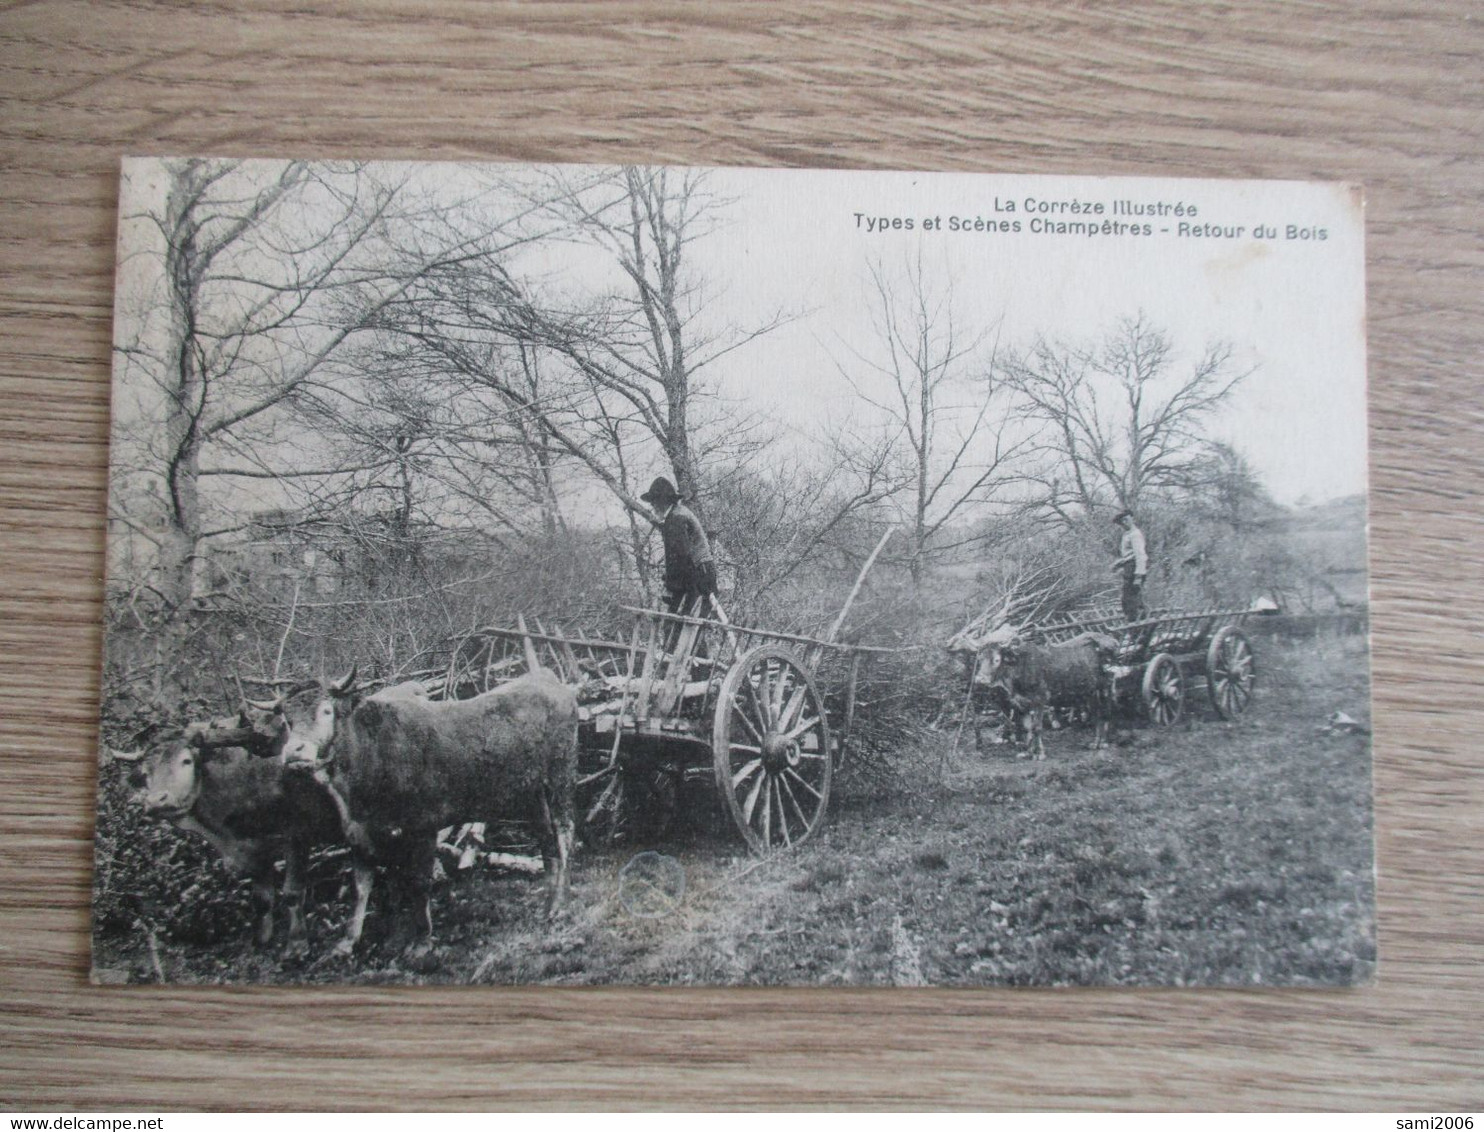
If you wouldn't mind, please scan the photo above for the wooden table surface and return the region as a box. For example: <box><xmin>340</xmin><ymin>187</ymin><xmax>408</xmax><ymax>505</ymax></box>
<box><xmin>1</xmin><ymin>1</ymin><xmax>1480</xmax><ymax>1111</ymax></box>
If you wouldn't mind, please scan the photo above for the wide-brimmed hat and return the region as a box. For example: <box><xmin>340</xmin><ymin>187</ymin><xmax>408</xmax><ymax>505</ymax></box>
<box><xmin>1111</xmin><ymin>509</ymin><xmax>1133</xmax><ymax>524</ymax></box>
<box><xmin>640</xmin><ymin>476</ymin><xmax>680</xmax><ymax>505</ymax></box>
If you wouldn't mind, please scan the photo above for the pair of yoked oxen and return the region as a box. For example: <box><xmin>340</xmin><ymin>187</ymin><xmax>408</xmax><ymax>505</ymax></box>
<box><xmin>109</xmin><ymin>666</ymin><xmax>579</xmax><ymax>965</ymax></box>
<box><xmin>947</xmin><ymin>626</ymin><xmax>1121</xmax><ymax>758</ymax></box>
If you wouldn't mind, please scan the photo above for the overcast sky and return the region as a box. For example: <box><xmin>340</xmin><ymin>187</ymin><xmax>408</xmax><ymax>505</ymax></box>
<box><xmin>675</xmin><ymin>167</ymin><xmax>1368</xmax><ymax>507</ymax></box>
<box><xmin>115</xmin><ymin>161</ymin><xmax>1369</xmax><ymax>523</ymax></box>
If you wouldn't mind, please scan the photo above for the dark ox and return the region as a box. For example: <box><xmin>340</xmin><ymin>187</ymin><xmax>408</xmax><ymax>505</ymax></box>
<box><xmin>251</xmin><ymin>667</ymin><xmax>579</xmax><ymax>961</ymax></box>
<box><xmin>109</xmin><ymin>721</ymin><xmax>342</xmax><ymax>956</ymax></box>
<box><xmin>973</xmin><ymin>631</ymin><xmax>1118</xmax><ymax>758</ymax></box>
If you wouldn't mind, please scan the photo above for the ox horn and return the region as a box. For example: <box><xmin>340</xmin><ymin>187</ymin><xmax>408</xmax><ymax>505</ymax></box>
<box><xmin>244</xmin><ymin>695</ymin><xmax>284</xmax><ymax>714</ymax></box>
<box><xmin>329</xmin><ymin>663</ymin><xmax>358</xmax><ymax>695</ymax></box>
<box><xmin>108</xmin><ymin>747</ymin><xmax>146</xmax><ymax>763</ymax></box>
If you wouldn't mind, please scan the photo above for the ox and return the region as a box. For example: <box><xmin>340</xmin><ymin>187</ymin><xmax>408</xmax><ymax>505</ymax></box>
<box><xmin>250</xmin><ymin>666</ymin><xmax>579</xmax><ymax>961</ymax></box>
<box><xmin>972</xmin><ymin>629</ymin><xmax>1118</xmax><ymax>758</ymax></box>
<box><xmin>945</xmin><ymin>626</ymin><xmax>1022</xmax><ymax>749</ymax></box>
<box><xmin>109</xmin><ymin>721</ymin><xmax>342</xmax><ymax>956</ymax></box>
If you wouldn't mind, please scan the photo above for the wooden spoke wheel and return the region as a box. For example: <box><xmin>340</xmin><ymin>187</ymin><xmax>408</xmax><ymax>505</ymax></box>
<box><xmin>577</xmin><ymin>758</ymin><xmax>625</xmax><ymax>849</ymax></box>
<box><xmin>1141</xmin><ymin>652</ymin><xmax>1185</xmax><ymax>726</ymax></box>
<box><xmin>713</xmin><ymin>645</ymin><xmax>832</xmax><ymax>854</ymax></box>
<box><xmin>1206</xmin><ymin>626</ymin><xmax>1256</xmax><ymax>719</ymax></box>
<box><xmin>576</xmin><ymin>752</ymin><xmax>678</xmax><ymax>850</ymax></box>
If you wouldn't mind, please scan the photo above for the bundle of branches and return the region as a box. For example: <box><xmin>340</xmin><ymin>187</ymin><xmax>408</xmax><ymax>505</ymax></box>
<box><xmin>947</xmin><ymin>562</ymin><xmax>1118</xmax><ymax>655</ymax></box>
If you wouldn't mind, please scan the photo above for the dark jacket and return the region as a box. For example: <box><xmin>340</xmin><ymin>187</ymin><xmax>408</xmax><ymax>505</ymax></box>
<box><xmin>660</xmin><ymin>502</ymin><xmax>714</xmax><ymax>595</ymax></box>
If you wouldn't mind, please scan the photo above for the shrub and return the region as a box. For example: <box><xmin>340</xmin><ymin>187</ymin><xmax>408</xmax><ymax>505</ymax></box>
<box><xmin>92</xmin><ymin>691</ymin><xmax>257</xmax><ymax>947</ymax></box>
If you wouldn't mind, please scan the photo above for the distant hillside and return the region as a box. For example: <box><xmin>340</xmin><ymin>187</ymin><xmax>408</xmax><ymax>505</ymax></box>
<box><xmin>1282</xmin><ymin>494</ymin><xmax>1369</xmax><ymax>609</ymax></box>
<box><xmin>1286</xmin><ymin>493</ymin><xmax>1368</xmax><ymax>534</ymax></box>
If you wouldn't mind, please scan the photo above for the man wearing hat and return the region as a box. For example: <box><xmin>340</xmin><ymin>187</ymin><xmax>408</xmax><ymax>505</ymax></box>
<box><xmin>640</xmin><ymin>475</ymin><xmax>717</xmax><ymax>618</ymax></box>
<box><xmin>1111</xmin><ymin>508</ymin><xmax>1148</xmax><ymax>621</ymax></box>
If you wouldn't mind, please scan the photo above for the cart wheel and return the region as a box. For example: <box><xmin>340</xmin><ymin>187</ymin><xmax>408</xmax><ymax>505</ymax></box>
<box><xmin>1206</xmin><ymin>627</ymin><xmax>1255</xmax><ymax>719</ymax></box>
<box><xmin>1141</xmin><ymin>653</ymin><xmax>1185</xmax><ymax>726</ymax></box>
<box><xmin>712</xmin><ymin>645</ymin><xmax>832</xmax><ymax>854</ymax></box>
<box><xmin>577</xmin><ymin>755</ymin><xmax>678</xmax><ymax>849</ymax></box>
<box><xmin>577</xmin><ymin>758</ymin><xmax>625</xmax><ymax>849</ymax></box>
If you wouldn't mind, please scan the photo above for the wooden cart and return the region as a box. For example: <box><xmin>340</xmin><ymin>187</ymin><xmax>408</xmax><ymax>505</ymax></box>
<box><xmin>1013</xmin><ymin>604</ymin><xmax>1266</xmax><ymax>725</ymax></box>
<box><xmin>439</xmin><ymin>604</ymin><xmax>890</xmax><ymax>854</ymax></box>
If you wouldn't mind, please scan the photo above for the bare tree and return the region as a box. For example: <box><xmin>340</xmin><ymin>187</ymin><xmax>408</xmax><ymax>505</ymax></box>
<box><xmin>705</xmin><ymin>433</ymin><xmax>900</xmax><ymax>619</ymax></box>
<box><xmin>1188</xmin><ymin>440</ymin><xmax>1280</xmax><ymax>532</ymax></box>
<box><xmin>837</xmin><ymin>254</ymin><xmax>1026</xmax><ymax>584</ymax></box>
<box><xmin>517</xmin><ymin>165</ymin><xmax>786</xmax><ymax>517</ymax></box>
<box><xmin>109</xmin><ymin>159</ymin><xmax>447</xmax><ymax>699</ymax></box>
<box><xmin>999</xmin><ymin>313</ymin><xmax>1251</xmax><ymax>524</ymax></box>
<box><xmin>367</xmin><ymin>165</ymin><xmax>787</xmax><ymax>596</ymax></box>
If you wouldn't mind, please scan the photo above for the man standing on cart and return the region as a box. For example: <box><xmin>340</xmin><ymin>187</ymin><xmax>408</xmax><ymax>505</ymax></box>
<box><xmin>1111</xmin><ymin>508</ymin><xmax>1148</xmax><ymax>622</ymax></box>
<box><xmin>641</xmin><ymin>475</ymin><xmax>718</xmax><ymax>620</ymax></box>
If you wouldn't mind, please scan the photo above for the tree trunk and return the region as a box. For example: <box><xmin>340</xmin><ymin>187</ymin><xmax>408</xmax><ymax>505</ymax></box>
<box><xmin>152</xmin><ymin>162</ymin><xmax>209</xmax><ymax>703</ymax></box>
<box><xmin>912</xmin><ymin>378</ymin><xmax>930</xmax><ymax>587</ymax></box>
<box><xmin>666</xmin><ymin>413</ymin><xmax>698</xmax><ymax>515</ymax></box>
<box><xmin>625</xmin><ymin>510</ymin><xmax>653</xmax><ymax>604</ymax></box>
<box><xmin>153</xmin><ymin>442</ymin><xmax>200</xmax><ymax>704</ymax></box>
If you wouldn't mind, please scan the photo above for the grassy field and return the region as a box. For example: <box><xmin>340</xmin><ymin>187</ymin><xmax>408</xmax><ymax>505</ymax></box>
<box><xmin>92</xmin><ymin>631</ymin><xmax>1375</xmax><ymax>986</ymax></box>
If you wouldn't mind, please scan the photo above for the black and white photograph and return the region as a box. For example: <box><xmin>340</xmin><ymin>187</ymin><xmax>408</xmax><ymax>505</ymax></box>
<box><xmin>92</xmin><ymin>158</ymin><xmax>1374</xmax><ymax>986</ymax></box>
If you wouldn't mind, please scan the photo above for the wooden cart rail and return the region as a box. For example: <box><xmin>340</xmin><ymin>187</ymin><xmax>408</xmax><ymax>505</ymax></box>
<box><xmin>1022</xmin><ymin>605</ymin><xmax>1254</xmax><ymax>647</ymax></box>
<box><xmin>466</xmin><ymin>627</ymin><xmax>633</xmax><ymax>653</ymax></box>
<box><xmin>620</xmin><ymin>606</ymin><xmax>898</xmax><ymax>659</ymax></box>
<box><xmin>445</xmin><ymin>607</ymin><xmax>895</xmax><ymax>706</ymax></box>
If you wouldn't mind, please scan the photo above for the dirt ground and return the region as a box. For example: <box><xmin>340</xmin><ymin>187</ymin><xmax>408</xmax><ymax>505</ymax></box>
<box><xmin>92</xmin><ymin>632</ymin><xmax>1375</xmax><ymax>987</ymax></box>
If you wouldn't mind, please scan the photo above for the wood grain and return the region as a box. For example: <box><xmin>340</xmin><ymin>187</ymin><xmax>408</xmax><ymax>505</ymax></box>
<box><xmin>1</xmin><ymin>0</ymin><xmax>1481</xmax><ymax>1110</ymax></box>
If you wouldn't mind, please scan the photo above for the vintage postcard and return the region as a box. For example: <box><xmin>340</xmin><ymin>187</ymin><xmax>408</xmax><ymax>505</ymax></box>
<box><xmin>93</xmin><ymin>160</ymin><xmax>1374</xmax><ymax>985</ymax></box>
